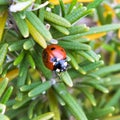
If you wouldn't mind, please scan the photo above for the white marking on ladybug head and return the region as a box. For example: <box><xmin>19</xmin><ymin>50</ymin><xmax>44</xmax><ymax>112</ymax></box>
<box><xmin>56</xmin><ymin>69</ymin><xmax>60</xmax><ymax>72</ymax></box>
<box><xmin>53</xmin><ymin>62</ymin><xmax>56</xmax><ymax>65</ymax></box>
<box><xmin>57</xmin><ymin>58</ymin><xmax>60</xmax><ymax>61</ymax></box>
<box><xmin>64</xmin><ymin>62</ymin><xmax>67</xmax><ymax>66</ymax></box>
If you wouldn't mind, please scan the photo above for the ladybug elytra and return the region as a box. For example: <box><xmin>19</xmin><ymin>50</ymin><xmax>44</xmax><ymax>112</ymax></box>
<box><xmin>42</xmin><ymin>44</ymin><xmax>68</xmax><ymax>72</ymax></box>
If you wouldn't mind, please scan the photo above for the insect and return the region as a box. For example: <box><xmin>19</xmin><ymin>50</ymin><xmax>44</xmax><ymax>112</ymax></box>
<box><xmin>42</xmin><ymin>44</ymin><xmax>68</xmax><ymax>72</ymax></box>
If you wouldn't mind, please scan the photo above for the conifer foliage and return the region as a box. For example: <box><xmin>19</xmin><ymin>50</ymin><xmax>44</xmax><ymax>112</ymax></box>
<box><xmin>0</xmin><ymin>0</ymin><xmax>120</xmax><ymax>120</ymax></box>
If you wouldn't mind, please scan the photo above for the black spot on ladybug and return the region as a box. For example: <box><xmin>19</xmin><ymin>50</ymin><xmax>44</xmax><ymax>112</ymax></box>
<box><xmin>51</xmin><ymin>47</ymin><xmax>56</xmax><ymax>50</ymax></box>
<box><xmin>43</xmin><ymin>51</ymin><xmax>48</xmax><ymax>59</ymax></box>
<box><xmin>61</xmin><ymin>49</ymin><xmax>64</xmax><ymax>52</ymax></box>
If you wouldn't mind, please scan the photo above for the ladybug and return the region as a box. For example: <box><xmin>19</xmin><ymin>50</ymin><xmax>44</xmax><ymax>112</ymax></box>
<box><xmin>42</xmin><ymin>44</ymin><xmax>68</xmax><ymax>72</ymax></box>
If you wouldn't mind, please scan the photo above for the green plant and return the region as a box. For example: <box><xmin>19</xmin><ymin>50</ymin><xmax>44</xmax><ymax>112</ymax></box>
<box><xmin>0</xmin><ymin>0</ymin><xmax>120</xmax><ymax>120</ymax></box>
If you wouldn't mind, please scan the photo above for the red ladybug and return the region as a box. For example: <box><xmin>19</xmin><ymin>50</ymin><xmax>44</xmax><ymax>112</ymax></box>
<box><xmin>42</xmin><ymin>44</ymin><xmax>68</xmax><ymax>72</ymax></box>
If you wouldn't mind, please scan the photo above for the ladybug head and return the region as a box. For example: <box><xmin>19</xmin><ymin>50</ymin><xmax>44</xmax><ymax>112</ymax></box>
<box><xmin>53</xmin><ymin>58</ymin><xmax>68</xmax><ymax>72</ymax></box>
